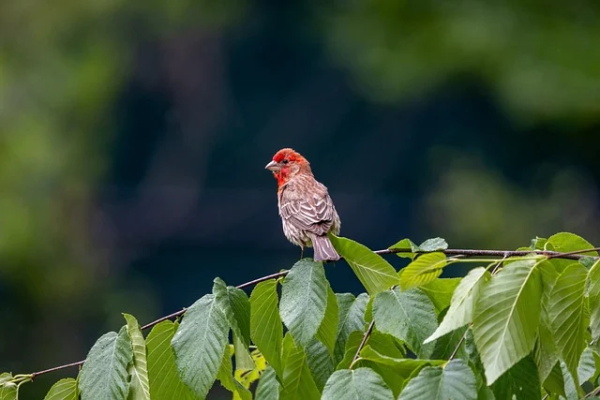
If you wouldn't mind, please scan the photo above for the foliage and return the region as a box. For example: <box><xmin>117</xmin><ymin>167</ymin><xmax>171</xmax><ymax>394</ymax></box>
<box><xmin>2</xmin><ymin>232</ymin><xmax>600</xmax><ymax>399</ymax></box>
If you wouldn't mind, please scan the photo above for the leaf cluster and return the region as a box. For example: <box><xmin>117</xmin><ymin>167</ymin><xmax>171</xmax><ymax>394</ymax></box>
<box><xmin>2</xmin><ymin>232</ymin><xmax>600</xmax><ymax>399</ymax></box>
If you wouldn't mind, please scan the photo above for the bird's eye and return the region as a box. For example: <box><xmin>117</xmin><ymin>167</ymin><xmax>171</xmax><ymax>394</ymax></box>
<box><xmin>282</xmin><ymin>159</ymin><xmax>289</xmax><ymax>164</ymax></box>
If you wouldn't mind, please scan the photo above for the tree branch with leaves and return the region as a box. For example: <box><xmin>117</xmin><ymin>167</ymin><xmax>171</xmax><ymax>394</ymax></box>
<box><xmin>2</xmin><ymin>232</ymin><xmax>600</xmax><ymax>400</ymax></box>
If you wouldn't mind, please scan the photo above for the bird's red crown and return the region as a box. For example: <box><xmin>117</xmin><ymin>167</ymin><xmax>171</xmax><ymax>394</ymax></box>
<box><xmin>272</xmin><ymin>148</ymin><xmax>308</xmax><ymax>164</ymax></box>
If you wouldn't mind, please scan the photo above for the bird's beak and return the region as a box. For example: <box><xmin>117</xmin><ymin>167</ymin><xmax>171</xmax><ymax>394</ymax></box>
<box><xmin>265</xmin><ymin>160</ymin><xmax>280</xmax><ymax>171</ymax></box>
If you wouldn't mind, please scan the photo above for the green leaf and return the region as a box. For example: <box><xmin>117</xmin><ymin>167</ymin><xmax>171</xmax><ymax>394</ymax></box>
<box><xmin>400</xmin><ymin>253</ymin><xmax>447</xmax><ymax>290</ymax></box>
<box><xmin>250</xmin><ymin>280</ymin><xmax>283</xmax><ymax>376</ymax></box>
<box><xmin>547</xmin><ymin>232</ymin><xmax>597</xmax><ymax>256</ymax></box>
<box><xmin>334</xmin><ymin>293</ymin><xmax>368</xmax><ymax>364</ymax></box>
<box><xmin>431</xmin><ymin>325</ymin><xmax>469</xmax><ymax>360</ymax></box>
<box><xmin>216</xmin><ymin>344</ymin><xmax>252</xmax><ymax>400</ymax></box>
<box><xmin>535</xmin><ymin>322</ymin><xmax>559</xmax><ymax>384</ymax></box>
<box><xmin>587</xmin><ymin>260</ymin><xmax>600</xmax><ymax>341</ymax></box>
<box><xmin>122</xmin><ymin>314</ymin><xmax>150</xmax><ymax>400</ymax></box>
<box><xmin>44</xmin><ymin>378</ymin><xmax>79</xmax><ymax>400</ymax></box>
<box><xmin>316</xmin><ymin>286</ymin><xmax>339</xmax><ymax>354</ymax></box>
<box><xmin>491</xmin><ymin>356</ymin><xmax>540</xmax><ymax>400</ymax></box>
<box><xmin>542</xmin><ymin>362</ymin><xmax>565</xmax><ymax>398</ymax></box>
<box><xmin>79</xmin><ymin>327</ymin><xmax>132</xmax><ymax>400</ymax></box>
<box><xmin>255</xmin><ymin>366</ymin><xmax>280</xmax><ymax>400</ymax></box>
<box><xmin>213</xmin><ymin>278</ymin><xmax>254</xmax><ymax>370</ymax></box>
<box><xmin>280</xmin><ymin>335</ymin><xmax>321</xmax><ymax>400</ymax></box>
<box><xmin>389</xmin><ymin>238</ymin><xmax>419</xmax><ymax>259</ymax></box>
<box><xmin>171</xmin><ymin>294</ymin><xmax>229</xmax><ymax>399</ymax></box>
<box><xmin>373</xmin><ymin>288</ymin><xmax>437</xmax><ymax>358</ymax></box>
<box><xmin>419</xmin><ymin>278</ymin><xmax>462</xmax><ymax>313</ymax></box>
<box><xmin>280</xmin><ymin>259</ymin><xmax>329</xmax><ymax>346</ymax></box>
<box><xmin>418</xmin><ymin>238</ymin><xmax>448</xmax><ymax>252</ymax></box>
<box><xmin>146</xmin><ymin>321</ymin><xmax>196</xmax><ymax>400</ymax></box>
<box><xmin>426</xmin><ymin>267</ymin><xmax>490</xmax><ymax>343</ymax></box>
<box><xmin>398</xmin><ymin>359</ymin><xmax>477</xmax><ymax>400</ymax></box>
<box><xmin>0</xmin><ymin>375</ymin><xmax>17</xmax><ymax>400</ymax></box>
<box><xmin>472</xmin><ymin>259</ymin><xmax>542</xmax><ymax>384</ymax></box>
<box><xmin>559</xmin><ymin>361</ymin><xmax>581</xmax><ymax>400</ymax></box>
<box><xmin>536</xmin><ymin>260</ymin><xmax>560</xmax><ymax>383</ymax></box>
<box><xmin>547</xmin><ymin>232</ymin><xmax>598</xmax><ymax>271</ymax></box>
<box><xmin>330</xmin><ymin>235</ymin><xmax>400</xmax><ymax>295</ymax></box>
<box><xmin>549</xmin><ymin>263</ymin><xmax>588</xmax><ymax>381</ymax></box>
<box><xmin>322</xmin><ymin>368</ymin><xmax>394</xmax><ymax>400</ymax></box>
<box><xmin>305</xmin><ymin>339</ymin><xmax>334</xmax><ymax>390</ymax></box>
<box><xmin>213</xmin><ymin>278</ymin><xmax>251</xmax><ymax>347</ymax></box>
<box><xmin>359</xmin><ymin>346</ymin><xmax>443</xmax><ymax>375</ymax></box>
<box><xmin>578</xmin><ymin>347</ymin><xmax>596</xmax><ymax>383</ymax></box>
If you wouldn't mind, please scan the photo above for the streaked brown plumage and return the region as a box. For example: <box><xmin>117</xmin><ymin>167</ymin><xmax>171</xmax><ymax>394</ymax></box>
<box><xmin>265</xmin><ymin>148</ymin><xmax>341</xmax><ymax>262</ymax></box>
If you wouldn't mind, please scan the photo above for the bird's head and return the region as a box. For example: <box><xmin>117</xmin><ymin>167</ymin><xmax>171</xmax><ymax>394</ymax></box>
<box><xmin>265</xmin><ymin>148</ymin><xmax>311</xmax><ymax>186</ymax></box>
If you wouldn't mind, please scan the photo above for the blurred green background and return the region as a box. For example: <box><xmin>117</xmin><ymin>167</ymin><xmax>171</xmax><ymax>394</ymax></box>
<box><xmin>1</xmin><ymin>0</ymin><xmax>599</xmax><ymax>397</ymax></box>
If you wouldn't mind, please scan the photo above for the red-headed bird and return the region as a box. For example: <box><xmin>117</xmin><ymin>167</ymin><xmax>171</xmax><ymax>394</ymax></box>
<box><xmin>265</xmin><ymin>148</ymin><xmax>341</xmax><ymax>262</ymax></box>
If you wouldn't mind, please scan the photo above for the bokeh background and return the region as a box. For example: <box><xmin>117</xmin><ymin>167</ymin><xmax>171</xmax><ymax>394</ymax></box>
<box><xmin>2</xmin><ymin>0</ymin><xmax>600</xmax><ymax>397</ymax></box>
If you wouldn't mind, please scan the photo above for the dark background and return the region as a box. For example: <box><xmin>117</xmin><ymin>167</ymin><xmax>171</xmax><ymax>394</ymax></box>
<box><xmin>1</xmin><ymin>0</ymin><xmax>599</xmax><ymax>397</ymax></box>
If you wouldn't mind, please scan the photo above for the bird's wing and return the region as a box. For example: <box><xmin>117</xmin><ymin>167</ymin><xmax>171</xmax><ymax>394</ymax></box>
<box><xmin>279</xmin><ymin>188</ymin><xmax>335</xmax><ymax>236</ymax></box>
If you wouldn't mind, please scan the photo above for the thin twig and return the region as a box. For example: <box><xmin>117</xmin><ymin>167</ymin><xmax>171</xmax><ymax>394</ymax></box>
<box><xmin>236</xmin><ymin>270</ymin><xmax>289</xmax><ymax>289</ymax></box>
<box><xmin>349</xmin><ymin>321</ymin><xmax>375</xmax><ymax>370</ymax></box>
<box><xmin>448</xmin><ymin>327</ymin><xmax>471</xmax><ymax>361</ymax></box>
<box><xmin>375</xmin><ymin>247</ymin><xmax>600</xmax><ymax>260</ymax></box>
<box><xmin>26</xmin><ymin>246</ymin><xmax>599</xmax><ymax>378</ymax></box>
<box><xmin>584</xmin><ymin>385</ymin><xmax>600</xmax><ymax>398</ymax></box>
<box><xmin>31</xmin><ymin>360</ymin><xmax>85</xmax><ymax>380</ymax></box>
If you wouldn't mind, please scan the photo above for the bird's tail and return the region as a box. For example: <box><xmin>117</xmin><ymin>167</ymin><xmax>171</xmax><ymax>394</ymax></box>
<box><xmin>311</xmin><ymin>234</ymin><xmax>340</xmax><ymax>262</ymax></box>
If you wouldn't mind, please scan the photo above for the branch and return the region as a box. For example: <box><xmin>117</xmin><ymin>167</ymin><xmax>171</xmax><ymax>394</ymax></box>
<box><xmin>27</xmin><ymin>246</ymin><xmax>599</xmax><ymax>378</ymax></box>
<box><xmin>349</xmin><ymin>321</ymin><xmax>375</xmax><ymax>370</ymax></box>
<box><xmin>375</xmin><ymin>247</ymin><xmax>600</xmax><ymax>260</ymax></box>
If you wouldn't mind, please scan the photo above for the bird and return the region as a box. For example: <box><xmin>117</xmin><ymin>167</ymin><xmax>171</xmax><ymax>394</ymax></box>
<box><xmin>265</xmin><ymin>148</ymin><xmax>341</xmax><ymax>262</ymax></box>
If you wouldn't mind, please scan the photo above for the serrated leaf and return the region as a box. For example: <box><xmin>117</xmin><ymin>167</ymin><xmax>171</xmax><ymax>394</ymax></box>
<box><xmin>316</xmin><ymin>286</ymin><xmax>339</xmax><ymax>354</ymax></box>
<box><xmin>79</xmin><ymin>327</ymin><xmax>132</xmax><ymax>400</ymax></box>
<box><xmin>398</xmin><ymin>359</ymin><xmax>477</xmax><ymax>400</ymax></box>
<box><xmin>146</xmin><ymin>321</ymin><xmax>196</xmax><ymax>400</ymax></box>
<box><xmin>373</xmin><ymin>288</ymin><xmax>437</xmax><ymax>358</ymax></box>
<box><xmin>330</xmin><ymin>235</ymin><xmax>400</xmax><ymax>295</ymax></box>
<box><xmin>280</xmin><ymin>259</ymin><xmax>328</xmax><ymax>346</ymax></box>
<box><xmin>305</xmin><ymin>339</ymin><xmax>334</xmax><ymax>390</ymax></box>
<box><xmin>213</xmin><ymin>278</ymin><xmax>251</xmax><ymax>347</ymax></box>
<box><xmin>560</xmin><ymin>361</ymin><xmax>581</xmax><ymax>400</ymax></box>
<box><xmin>547</xmin><ymin>232</ymin><xmax>598</xmax><ymax>271</ymax></box>
<box><xmin>547</xmin><ymin>232</ymin><xmax>597</xmax><ymax>256</ymax></box>
<box><xmin>400</xmin><ymin>253</ymin><xmax>447</xmax><ymax>290</ymax></box>
<box><xmin>122</xmin><ymin>314</ymin><xmax>150</xmax><ymax>400</ymax></box>
<box><xmin>418</xmin><ymin>238</ymin><xmax>448</xmax><ymax>252</ymax></box>
<box><xmin>419</xmin><ymin>278</ymin><xmax>461</xmax><ymax>313</ymax></box>
<box><xmin>251</xmin><ymin>280</ymin><xmax>283</xmax><ymax>376</ymax></box>
<box><xmin>322</xmin><ymin>368</ymin><xmax>394</xmax><ymax>400</ymax></box>
<box><xmin>426</xmin><ymin>267</ymin><xmax>490</xmax><ymax>343</ymax></box>
<box><xmin>172</xmin><ymin>294</ymin><xmax>230</xmax><ymax>399</ymax></box>
<box><xmin>360</xmin><ymin>346</ymin><xmax>443</xmax><ymax>375</ymax></box>
<box><xmin>255</xmin><ymin>366</ymin><xmax>280</xmax><ymax>400</ymax></box>
<box><xmin>336</xmin><ymin>330</ymin><xmax>405</xmax><ymax>370</ymax></box>
<box><xmin>216</xmin><ymin>344</ymin><xmax>252</xmax><ymax>400</ymax></box>
<box><xmin>491</xmin><ymin>356</ymin><xmax>540</xmax><ymax>400</ymax></box>
<box><xmin>472</xmin><ymin>259</ymin><xmax>542</xmax><ymax>384</ymax></box>
<box><xmin>389</xmin><ymin>238</ymin><xmax>419</xmax><ymax>259</ymax></box>
<box><xmin>0</xmin><ymin>377</ymin><xmax>17</xmax><ymax>400</ymax></box>
<box><xmin>334</xmin><ymin>293</ymin><xmax>368</xmax><ymax>364</ymax></box>
<box><xmin>213</xmin><ymin>278</ymin><xmax>254</xmax><ymax>370</ymax></box>
<box><xmin>578</xmin><ymin>347</ymin><xmax>596</xmax><ymax>383</ymax></box>
<box><xmin>44</xmin><ymin>378</ymin><xmax>78</xmax><ymax>400</ymax></box>
<box><xmin>280</xmin><ymin>335</ymin><xmax>320</xmax><ymax>400</ymax></box>
<box><xmin>535</xmin><ymin>322</ymin><xmax>559</xmax><ymax>384</ymax></box>
<box><xmin>549</xmin><ymin>263</ymin><xmax>588</xmax><ymax>381</ymax></box>
<box><xmin>588</xmin><ymin>260</ymin><xmax>600</xmax><ymax>341</ymax></box>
